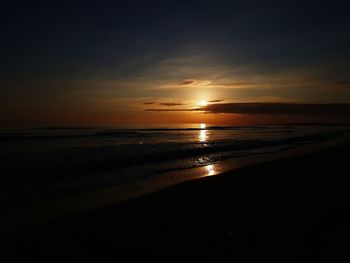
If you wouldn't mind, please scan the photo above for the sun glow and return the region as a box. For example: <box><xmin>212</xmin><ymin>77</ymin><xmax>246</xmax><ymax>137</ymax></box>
<box><xmin>197</xmin><ymin>100</ymin><xmax>208</xmax><ymax>107</ymax></box>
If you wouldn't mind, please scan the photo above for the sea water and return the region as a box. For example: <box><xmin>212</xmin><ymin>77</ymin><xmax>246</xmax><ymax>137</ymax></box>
<box><xmin>1</xmin><ymin>124</ymin><xmax>349</xmax><ymax>209</ymax></box>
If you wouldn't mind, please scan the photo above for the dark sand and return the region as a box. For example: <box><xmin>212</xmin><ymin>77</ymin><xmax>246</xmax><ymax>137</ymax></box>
<box><xmin>3</xmin><ymin>144</ymin><xmax>350</xmax><ymax>262</ymax></box>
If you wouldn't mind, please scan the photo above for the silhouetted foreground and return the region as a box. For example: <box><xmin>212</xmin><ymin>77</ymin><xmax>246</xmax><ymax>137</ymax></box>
<box><xmin>3</xmin><ymin>144</ymin><xmax>350</xmax><ymax>262</ymax></box>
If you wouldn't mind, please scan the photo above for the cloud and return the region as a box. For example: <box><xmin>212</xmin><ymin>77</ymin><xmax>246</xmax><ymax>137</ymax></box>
<box><xmin>335</xmin><ymin>81</ymin><xmax>350</xmax><ymax>86</ymax></box>
<box><xmin>177</xmin><ymin>79</ymin><xmax>212</xmax><ymax>87</ymax></box>
<box><xmin>204</xmin><ymin>103</ymin><xmax>350</xmax><ymax>116</ymax></box>
<box><xmin>208</xmin><ymin>99</ymin><xmax>223</xmax><ymax>103</ymax></box>
<box><xmin>145</xmin><ymin>102</ymin><xmax>350</xmax><ymax>116</ymax></box>
<box><xmin>145</xmin><ymin>108</ymin><xmax>195</xmax><ymax>112</ymax></box>
<box><xmin>159</xmin><ymin>102</ymin><xmax>187</xmax><ymax>106</ymax></box>
<box><xmin>143</xmin><ymin>101</ymin><xmax>187</xmax><ymax>106</ymax></box>
<box><xmin>215</xmin><ymin>82</ymin><xmax>269</xmax><ymax>88</ymax></box>
<box><xmin>178</xmin><ymin>79</ymin><xmax>196</xmax><ymax>86</ymax></box>
<box><xmin>157</xmin><ymin>77</ymin><xmax>311</xmax><ymax>91</ymax></box>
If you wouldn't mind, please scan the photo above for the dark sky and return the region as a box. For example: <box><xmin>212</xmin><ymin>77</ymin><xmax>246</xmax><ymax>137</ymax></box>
<box><xmin>1</xmin><ymin>0</ymin><xmax>350</xmax><ymax>125</ymax></box>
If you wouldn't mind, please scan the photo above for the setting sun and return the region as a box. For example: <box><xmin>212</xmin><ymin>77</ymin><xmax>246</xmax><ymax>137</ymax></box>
<box><xmin>197</xmin><ymin>100</ymin><xmax>208</xmax><ymax>107</ymax></box>
<box><xmin>2</xmin><ymin>1</ymin><xmax>350</xmax><ymax>260</ymax></box>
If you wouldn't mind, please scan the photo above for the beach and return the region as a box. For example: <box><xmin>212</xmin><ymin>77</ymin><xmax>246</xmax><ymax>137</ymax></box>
<box><xmin>3</xmin><ymin>1</ymin><xmax>350</xmax><ymax>261</ymax></box>
<box><xmin>3</xmin><ymin>140</ymin><xmax>350</xmax><ymax>262</ymax></box>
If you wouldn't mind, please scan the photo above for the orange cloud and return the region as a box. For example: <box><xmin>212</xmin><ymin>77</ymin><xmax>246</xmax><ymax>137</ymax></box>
<box><xmin>204</xmin><ymin>103</ymin><xmax>350</xmax><ymax>116</ymax></box>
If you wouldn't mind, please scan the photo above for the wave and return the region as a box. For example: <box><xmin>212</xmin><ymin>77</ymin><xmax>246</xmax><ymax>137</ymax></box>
<box><xmin>0</xmin><ymin>133</ymin><xmax>335</xmax><ymax>187</ymax></box>
<box><xmin>0</xmin><ymin>131</ymin><xmax>148</xmax><ymax>141</ymax></box>
<box><xmin>0</xmin><ymin>125</ymin><xmax>295</xmax><ymax>141</ymax></box>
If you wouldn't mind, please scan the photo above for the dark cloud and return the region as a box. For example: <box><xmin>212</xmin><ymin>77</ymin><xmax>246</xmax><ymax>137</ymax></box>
<box><xmin>144</xmin><ymin>101</ymin><xmax>186</xmax><ymax>106</ymax></box>
<box><xmin>145</xmin><ymin>108</ymin><xmax>195</xmax><ymax>112</ymax></box>
<box><xmin>335</xmin><ymin>81</ymin><xmax>350</xmax><ymax>86</ymax></box>
<box><xmin>147</xmin><ymin>102</ymin><xmax>350</xmax><ymax>116</ymax></box>
<box><xmin>218</xmin><ymin>82</ymin><xmax>265</xmax><ymax>87</ymax></box>
<box><xmin>2</xmin><ymin>1</ymin><xmax>349</xmax><ymax>81</ymax></box>
<box><xmin>160</xmin><ymin>102</ymin><xmax>186</xmax><ymax>106</ymax></box>
<box><xmin>208</xmin><ymin>100</ymin><xmax>224</xmax><ymax>103</ymax></box>
<box><xmin>178</xmin><ymin>80</ymin><xmax>196</xmax><ymax>86</ymax></box>
<box><xmin>204</xmin><ymin>103</ymin><xmax>350</xmax><ymax>116</ymax></box>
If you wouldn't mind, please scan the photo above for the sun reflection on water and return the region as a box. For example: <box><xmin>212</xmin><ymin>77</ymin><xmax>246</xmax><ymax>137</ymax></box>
<box><xmin>198</xmin><ymin>123</ymin><xmax>209</xmax><ymax>142</ymax></box>
<box><xmin>205</xmin><ymin>164</ymin><xmax>216</xmax><ymax>176</ymax></box>
<box><xmin>199</xmin><ymin>130</ymin><xmax>208</xmax><ymax>142</ymax></box>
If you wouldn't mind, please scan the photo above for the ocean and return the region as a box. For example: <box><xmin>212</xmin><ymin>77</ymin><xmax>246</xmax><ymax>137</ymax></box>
<box><xmin>1</xmin><ymin>124</ymin><xmax>349</xmax><ymax>214</ymax></box>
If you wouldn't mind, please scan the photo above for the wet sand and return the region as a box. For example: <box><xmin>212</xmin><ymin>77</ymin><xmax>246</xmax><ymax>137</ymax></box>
<box><xmin>3</xmin><ymin>142</ymin><xmax>350</xmax><ymax>262</ymax></box>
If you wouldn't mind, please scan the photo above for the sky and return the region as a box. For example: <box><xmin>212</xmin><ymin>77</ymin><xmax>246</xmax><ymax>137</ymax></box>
<box><xmin>1</xmin><ymin>0</ymin><xmax>350</xmax><ymax>126</ymax></box>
